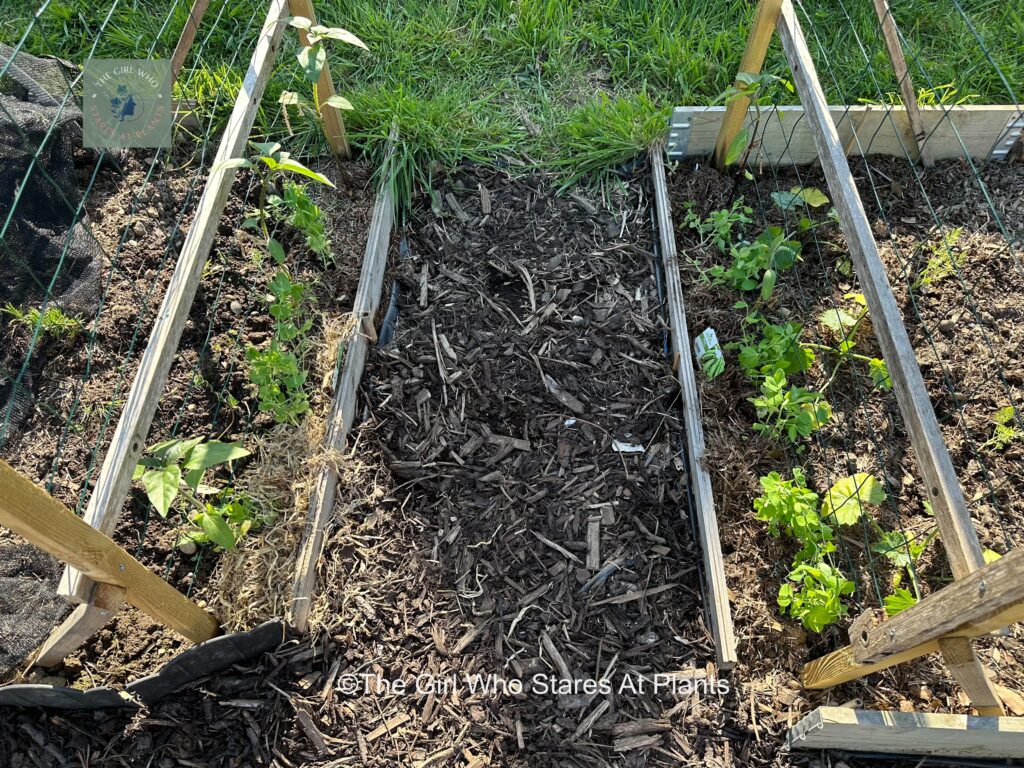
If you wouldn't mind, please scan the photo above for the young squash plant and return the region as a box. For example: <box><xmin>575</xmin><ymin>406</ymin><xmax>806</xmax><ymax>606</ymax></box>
<box><xmin>134</xmin><ymin>438</ymin><xmax>265</xmax><ymax>551</ymax></box>
<box><xmin>812</xmin><ymin>292</ymin><xmax>892</xmax><ymax>391</ymax></box>
<box><xmin>751</xmin><ymin>369</ymin><xmax>832</xmax><ymax>443</ymax></box>
<box><xmin>754</xmin><ymin>470</ymin><xmax>899</xmax><ymax>632</ymax></box>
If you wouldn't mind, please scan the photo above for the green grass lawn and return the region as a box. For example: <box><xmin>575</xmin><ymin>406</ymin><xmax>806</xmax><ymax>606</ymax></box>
<box><xmin>3</xmin><ymin>0</ymin><xmax>1021</xmax><ymax>192</ymax></box>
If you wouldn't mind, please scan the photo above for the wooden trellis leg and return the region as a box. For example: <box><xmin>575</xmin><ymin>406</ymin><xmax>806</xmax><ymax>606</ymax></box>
<box><xmin>0</xmin><ymin>460</ymin><xmax>219</xmax><ymax>666</ymax></box>
<box><xmin>170</xmin><ymin>0</ymin><xmax>212</xmax><ymax>82</ymax></box>
<box><xmin>713</xmin><ymin>0</ymin><xmax>782</xmax><ymax>169</ymax></box>
<box><xmin>870</xmin><ymin>0</ymin><xmax>934</xmax><ymax>167</ymax></box>
<box><xmin>287</xmin><ymin>0</ymin><xmax>351</xmax><ymax>159</ymax></box>
<box><xmin>34</xmin><ymin>584</ymin><xmax>126</xmax><ymax>668</ymax></box>
<box><xmin>756</xmin><ymin>0</ymin><xmax>1000</xmax><ymax>715</ymax></box>
<box><xmin>937</xmin><ymin>638</ymin><xmax>1004</xmax><ymax>716</ymax></box>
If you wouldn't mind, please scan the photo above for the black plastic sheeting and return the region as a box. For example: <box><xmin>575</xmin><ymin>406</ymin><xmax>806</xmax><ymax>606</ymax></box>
<box><xmin>0</xmin><ymin>619</ymin><xmax>286</xmax><ymax>710</ymax></box>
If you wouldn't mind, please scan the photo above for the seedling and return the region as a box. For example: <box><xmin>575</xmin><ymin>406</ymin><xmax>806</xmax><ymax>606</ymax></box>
<box><xmin>3</xmin><ymin>303</ymin><xmax>82</xmax><ymax>341</ymax></box>
<box><xmin>883</xmin><ymin>587</ymin><xmax>918</xmax><ymax>616</ymax></box>
<box><xmin>820</xmin><ymin>472</ymin><xmax>885</xmax><ymax>526</ymax></box>
<box><xmin>683</xmin><ymin>199</ymin><xmax>752</xmax><ymax>252</ymax></box>
<box><xmin>278</xmin><ymin>16</ymin><xmax>365</xmax><ymax>148</ymax></box>
<box><xmin>778</xmin><ymin>561</ymin><xmax>856</xmax><ymax>632</ymax></box>
<box><xmin>754</xmin><ymin>468</ymin><xmax>833</xmax><ymax>564</ymax></box>
<box><xmin>718</xmin><ymin>72</ymin><xmax>794</xmax><ymax>167</ymax></box>
<box><xmin>226</xmin><ymin>141</ymin><xmax>334</xmax><ymax>245</ymax></box>
<box><xmin>811</xmin><ymin>293</ymin><xmax>892</xmax><ymax>390</ymax></box>
<box><xmin>771</xmin><ymin>186</ymin><xmax>830</xmax><ymax>211</ymax></box>
<box><xmin>270</xmin><ymin>180</ymin><xmax>332</xmax><ymax>266</ymax></box>
<box><xmin>751</xmin><ymin>369</ymin><xmax>831</xmax><ymax>443</ymax></box>
<box><xmin>754</xmin><ymin>470</ymin><xmax>890</xmax><ymax>632</ymax></box>
<box><xmin>913</xmin><ymin>228</ymin><xmax>965</xmax><ymax>289</ymax></box>
<box><xmin>133</xmin><ymin>438</ymin><xmax>263</xmax><ymax>550</ymax></box>
<box><xmin>246</xmin><ymin>269</ymin><xmax>312</xmax><ymax>423</ymax></box>
<box><xmin>734</xmin><ymin>319</ymin><xmax>815</xmax><ymax>380</ymax></box>
<box><xmin>247</xmin><ymin>344</ymin><xmax>309</xmax><ymax>423</ymax></box>
<box><xmin>708</xmin><ymin>226</ymin><xmax>801</xmax><ymax>301</ymax></box>
<box><xmin>982</xmin><ymin>406</ymin><xmax>1021</xmax><ymax>452</ymax></box>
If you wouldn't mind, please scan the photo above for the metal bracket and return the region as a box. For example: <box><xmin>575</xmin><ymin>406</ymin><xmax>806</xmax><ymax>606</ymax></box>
<box><xmin>666</xmin><ymin>107</ymin><xmax>693</xmax><ymax>158</ymax></box>
<box><xmin>990</xmin><ymin>111</ymin><xmax>1023</xmax><ymax>161</ymax></box>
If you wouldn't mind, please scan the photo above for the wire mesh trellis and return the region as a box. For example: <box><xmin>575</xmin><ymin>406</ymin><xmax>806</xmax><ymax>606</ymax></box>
<box><xmin>0</xmin><ymin>0</ymin><xmax>362</xmax><ymax>679</ymax></box>
<box><xmin>672</xmin><ymin>0</ymin><xmax>1022</xmax><ymax>682</ymax></box>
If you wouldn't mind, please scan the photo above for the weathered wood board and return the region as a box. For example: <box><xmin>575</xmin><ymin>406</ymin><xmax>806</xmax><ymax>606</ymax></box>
<box><xmin>669</xmin><ymin>104</ymin><xmax>1022</xmax><ymax>164</ymax></box>
<box><xmin>788</xmin><ymin>707</ymin><xmax>1024</xmax><ymax>759</ymax></box>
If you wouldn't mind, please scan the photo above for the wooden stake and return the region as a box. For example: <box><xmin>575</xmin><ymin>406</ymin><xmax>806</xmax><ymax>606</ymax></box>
<box><xmin>60</xmin><ymin>0</ymin><xmax>290</xmax><ymax>607</ymax></box>
<box><xmin>287</xmin><ymin>0</ymin><xmax>351</xmax><ymax>159</ymax></box>
<box><xmin>0</xmin><ymin>461</ymin><xmax>219</xmax><ymax>647</ymax></box>
<box><xmin>712</xmin><ymin>0</ymin><xmax>783</xmax><ymax>169</ymax></box>
<box><xmin>33</xmin><ymin>583</ymin><xmax>126</xmax><ymax>668</ymax></box>
<box><xmin>870</xmin><ymin>0</ymin><xmax>934</xmax><ymax>167</ymax></box>
<box><xmin>170</xmin><ymin>0</ymin><xmax>211</xmax><ymax>82</ymax></box>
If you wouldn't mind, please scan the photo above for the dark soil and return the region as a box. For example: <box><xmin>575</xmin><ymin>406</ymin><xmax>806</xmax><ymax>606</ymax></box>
<box><xmin>0</xmin><ymin>143</ymin><xmax>375</xmax><ymax>687</ymax></box>
<box><xmin>666</xmin><ymin>156</ymin><xmax>1024</xmax><ymax>743</ymax></box>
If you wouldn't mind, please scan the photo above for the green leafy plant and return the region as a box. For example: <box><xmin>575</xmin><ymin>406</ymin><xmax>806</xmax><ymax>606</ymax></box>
<box><xmin>820</xmin><ymin>472</ymin><xmax>885</xmax><ymax>526</ymax></box>
<box><xmin>982</xmin><ymin>406</ymin><xmax>1021</xmax><ymax>451</ymax></box>
<box><xmin>810</xmin><ymin>293</ymin><xmax>892</xmax><ymax>390</ymax></box>
<box><xmin>913</xmin><ymin>228</ymin><xmax>965</xmax><ymax>289</ymax></box>
<box><xmin>270</xmin><ymin>180</ymin><xmax>332</xmax><ymax>266</ymax></box>
<box><xmin>133</xmin><ymin>438</ymin><xmax>262</xmax><ymax>550</ymax></box>
<box><xmin>718</xmin><ymin>72</ymin><xmax>794</xmax><ymax>167</ymax></box>
<box><xmin>734</xmin><ymin>319</ymin><xmax>815</xmax><ymax>380</ymax></box>
<box><xmin>708</xmin><ymin>226</ymin><xmax>801</xmax><ymax>301</ymax></box>
<box><xmin>771</xmin><ymin>186</ymin><xmax>830</xmax><ymax>211</ymax></box>
<box><xmin>227</xmin><ymin>141</ymin><xmax>334</xmax><ymax>245</ymax></box>
<box><xmin>751</xmin><ymin>369</ymin><xmax>832</xmax><ymax>442</ymax></box>
<box><xmin>282</xmin><ymin>16</ymin><xmax>366</xmax><ymax>141</ymax></box>
<box><xmin>754</xmin><ymin>471</ymin><xmax>892</xmax><ymax>632</ymax></box>
<box><xmin>883</xmin><ymin>587</ymin><xmax>918</xmax><ymax>616</ymax></box>
<box><xmin>754</xmin><ymin>468</ymin><xmax>832</xmax><ymax>564</ymax></box>
<box><xmin>3</xmin><ymin>303</ymin><xmax>82</xmax><ymax>341</ymax></box>
<box><xmin>245</xmin><ymin>270</ymin><xmax>312</xmax><ymax>424</ymax></box>
<box><xmin>777</xmin><ymin>562</ymin><xmax>856</xmax><ymax>632</ymax></box>
<box><xmin>684</xmin><ymin>199</ymin><xmax>752</xmax><ymax>252</ymax></box>
<box><xmin>872</xmin><ymin>526</ymin><xmax>938</xmax><ymax>601</ymax></box>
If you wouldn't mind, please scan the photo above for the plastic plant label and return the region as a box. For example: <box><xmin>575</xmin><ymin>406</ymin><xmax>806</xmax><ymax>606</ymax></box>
<box><xmin>694</xmin><ymin>327</ymin><xmax>724</xmax><ymax>380</ymax></box>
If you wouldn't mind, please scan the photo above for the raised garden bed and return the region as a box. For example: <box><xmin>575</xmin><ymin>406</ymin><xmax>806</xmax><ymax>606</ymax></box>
<box><xmin>665</xmin><ymin>155</ymin><xmax>1024</xmax><ymax>731</ymax></box>
<box><xmin>0</xmin><ymin>141</ymin><xmax>378</xmax><ymax>690</ymax></box>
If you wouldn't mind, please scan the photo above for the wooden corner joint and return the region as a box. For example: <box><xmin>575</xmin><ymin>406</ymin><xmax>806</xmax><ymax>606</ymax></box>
<box><xmin>848</xmin><ymin>607</ymin><xmax>886</xmax><ymax>657</ymax></box>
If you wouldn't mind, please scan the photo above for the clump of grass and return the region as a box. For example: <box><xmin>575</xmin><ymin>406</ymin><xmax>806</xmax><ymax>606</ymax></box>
<box><xmin>2</xmin><ymin>303</ymin><xmax>83</xmax><ymax>341</ymax></box>
<box><xmin>550</xmin><ymin>93</ymin><xmax>668</xmax><ymax>188</ymax></box>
